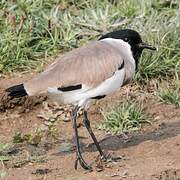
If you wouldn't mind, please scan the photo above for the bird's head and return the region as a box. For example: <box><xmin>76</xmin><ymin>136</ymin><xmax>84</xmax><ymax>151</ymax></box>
<box><xmin>99</xmin><ymin>29</ymin><xmax>156</xmax><ymax>68</ymax></box>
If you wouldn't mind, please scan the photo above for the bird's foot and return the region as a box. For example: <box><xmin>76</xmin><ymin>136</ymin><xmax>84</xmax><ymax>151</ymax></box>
<box><xmin>74</xmin><ymin>155</ymin><xmax>92</xmax><ymax>171</ymax></box>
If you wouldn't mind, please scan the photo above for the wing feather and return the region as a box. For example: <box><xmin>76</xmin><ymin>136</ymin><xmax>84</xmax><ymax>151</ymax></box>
<box><xmin>24</xmin><ymin>40</ymin><xmax>125</xmax><ymax>95</ymax></box>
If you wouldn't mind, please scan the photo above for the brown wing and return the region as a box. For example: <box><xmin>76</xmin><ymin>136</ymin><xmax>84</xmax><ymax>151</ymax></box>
<box><xmin>24</xmin><ymin>40</ymin><xmax>124</xmax><ymax>96</ymax></box>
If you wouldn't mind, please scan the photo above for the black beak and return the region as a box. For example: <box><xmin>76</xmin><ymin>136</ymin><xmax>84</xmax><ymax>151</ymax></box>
<box><xmin>138</xmin><ymin>42</ymin><xmax>156</xmax><ymax>51</ymax></box>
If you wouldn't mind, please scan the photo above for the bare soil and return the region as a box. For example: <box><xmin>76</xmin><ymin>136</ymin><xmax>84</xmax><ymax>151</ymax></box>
<box><xmin>0</xmin><ymin>74</ymin><xmax>180</xmax><ymax>180</ymax></box>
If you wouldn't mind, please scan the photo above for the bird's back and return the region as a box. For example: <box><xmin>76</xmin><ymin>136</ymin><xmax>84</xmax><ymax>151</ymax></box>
<box><xmin>24</xmin><ymin>40</ymin><xmax>131</xmax><ymax>96</ymax></box>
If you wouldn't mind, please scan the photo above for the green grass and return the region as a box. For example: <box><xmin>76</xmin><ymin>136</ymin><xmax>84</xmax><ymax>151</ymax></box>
<box><xmin>156</xmin><ymin>80</ymin><xmax>180</xmax><ymax>107</ymax></box>
<box><xmin>0</xmin><ymin>142</ymin><xmax>11</xmax><ymax>162</ymax></box>
<box><xmin>98</xmin><ymin>102</ymin><xmax>151</xmax><ymax>134</ymax></box>
<box><xmin>0</xmin><ymin>0</ymin><xmax>179</xmax><ymax>133</ymax></box>
<box><xmin>0</xmin><ymin>171</ymin><xmax>7</xmax><ymax>179</ymax></box>
<box><xmin>174</xmin><ymin>177</ymin><xmax>180</xmax><ymax>180</ymax></box>
<box><xmin>0</xmin><ymin>0</ymin><xmax>179</xmax><ymax>83</ymax></box>
<box><xmin>172</xmin><ymin>176</ymin><xmax>180</xmax><ymax>180</ymax></box>
<box><xmin>0</xmin><ymin>141</ymin><xmax>46</xmax><ymax>168</ymax></box>
<box><xmin>0</xmin><ymin>142</ymin><xmax>9</xmax><ymax>152</ymax></box>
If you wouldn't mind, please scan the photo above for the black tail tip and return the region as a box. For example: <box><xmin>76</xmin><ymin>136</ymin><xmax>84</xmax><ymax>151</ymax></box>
<box><xmin>6</xmin><ymin>84</ymin><xmax>27</xmax><ymax>98</ymax></box>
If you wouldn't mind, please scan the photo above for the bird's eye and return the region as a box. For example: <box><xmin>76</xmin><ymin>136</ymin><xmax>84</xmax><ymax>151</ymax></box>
<box><xmin>124</xmin><ymin>37</ymin><xmax>129</xmax><ymax>42</ymax></box>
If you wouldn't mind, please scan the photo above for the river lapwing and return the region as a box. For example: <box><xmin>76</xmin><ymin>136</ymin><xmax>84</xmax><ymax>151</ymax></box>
<box><xmin>6</xmin><ymin>29</ymin><xmax>156</xmax><ymax>170</ymax></box>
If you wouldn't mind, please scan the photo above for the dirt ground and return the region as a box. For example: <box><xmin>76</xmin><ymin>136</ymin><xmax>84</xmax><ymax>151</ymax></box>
<box><xmin>0</xmin><ymin>74</ymin><xmax>180</xmax><ymax>180</ymax></box>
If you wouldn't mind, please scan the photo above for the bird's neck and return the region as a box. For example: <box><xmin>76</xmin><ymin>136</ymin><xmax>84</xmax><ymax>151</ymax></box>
<box><xmin>130</xmin><ymin>47</ymin><xmax>142</xmax><ymax>70</ymax></box>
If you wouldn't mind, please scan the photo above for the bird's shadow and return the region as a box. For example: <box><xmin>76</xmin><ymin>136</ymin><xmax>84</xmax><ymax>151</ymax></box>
<box><xmin>55</xmin><ymin>120</ymin><xmax>180</xmax><ymax>156</ymax></box>
<box><xmin>86</xmin><ymin>120</ymin><xmax>180</xmax><ymax>152</ymax></box>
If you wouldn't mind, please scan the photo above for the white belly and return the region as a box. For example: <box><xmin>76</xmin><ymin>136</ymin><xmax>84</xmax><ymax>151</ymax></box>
<box><xmin>47</xmin><ymin>68</ymin><xmax>125</xmax><ymax>107</ymax></box>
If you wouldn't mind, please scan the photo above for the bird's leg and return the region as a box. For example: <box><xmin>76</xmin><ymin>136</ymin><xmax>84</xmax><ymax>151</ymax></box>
<box><xmin>71</xmin><ymin>106</ymin><xmax>92</xmax><ymax>170</ymax></box>
<box><xmin>83</xmin><ymin>110</ymin><xmax>107</xmax><ymax>161</ymax></box>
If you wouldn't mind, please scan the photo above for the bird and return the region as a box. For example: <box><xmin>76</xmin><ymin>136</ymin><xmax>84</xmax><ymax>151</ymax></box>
<box><xmin>6</xmin><ymin>29</ymin><xmax>156</xmax><ymax>170</ymax></box>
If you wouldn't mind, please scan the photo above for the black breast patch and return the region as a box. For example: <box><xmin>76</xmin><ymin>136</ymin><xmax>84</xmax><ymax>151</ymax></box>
<box><xmin>58</xmin><ymin>84</ymin><xmax>82</xmax><ymax>92</ymax></box>
<box><xmin>112</xmin><ymin>61</ymin><xmax>125</xmax><ymax>75</ymax></box>
<box><xmin>118</xmin><ymin>61</ymin><xmax>124</xmax><ymax>70</ymax></box>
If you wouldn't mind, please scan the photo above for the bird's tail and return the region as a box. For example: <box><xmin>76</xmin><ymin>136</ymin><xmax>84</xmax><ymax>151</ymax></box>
<box><xmin>6</xmin><ymin>84</ymin><xmax>28</xmax><ymax>98</ymax></box>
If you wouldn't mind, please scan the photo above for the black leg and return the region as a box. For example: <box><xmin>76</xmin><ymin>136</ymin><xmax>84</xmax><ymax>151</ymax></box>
<box><xmin>83</xmin><ymin>110</ymin><xmax>106</xmax><ymax>160</ymax></box>
<box><xmin>71</xmin><ymin>106</ymin><xmax>92</xmax><ymax>170</ymax></box>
